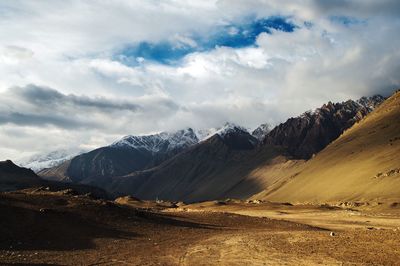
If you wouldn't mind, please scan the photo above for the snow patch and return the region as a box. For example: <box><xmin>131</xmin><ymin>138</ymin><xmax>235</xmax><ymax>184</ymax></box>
<box><xmin>16</xmin><ymin>149</ymin><xmax>85</xmax><ymax>172</ymax></box>
<box><xmin>111</xmin><ymin>128</ymin><xmax>199</xmax><ymax>153</ymax></box>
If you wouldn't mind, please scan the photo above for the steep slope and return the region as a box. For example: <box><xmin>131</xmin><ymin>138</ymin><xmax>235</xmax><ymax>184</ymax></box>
<box><xmin>37</xmin><ymin>160</ymin><xmax>72</xmax><ymax>182</ymax></box>
<box><xmin>258</xmin><ymin>91</ymin><xmax>400</xmax><ymax>203</ymax></box>
<box><xmin>107</xmin><ymin>125</ymin><xmax>264</xmax><ymax>202</ymax></box>
<box><xmin>264</xmin><ymin>95</ymin><xmax>384</xmax><ymax>159</ymax></box>
<box><xmin>40</xmin><ymin>128</ymin><xmax>199</xmax><ymax>183</ymax></box>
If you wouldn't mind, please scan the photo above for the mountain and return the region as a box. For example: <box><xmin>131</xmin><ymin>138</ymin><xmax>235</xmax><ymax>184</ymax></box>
<box><xmin>0</xmin><ymin>160</ymin><xmax>42</xmax><ymax>191</ymax></box>
<box><xmin>263</xmin><ymin>95</ymin><xmax>385</xmax><ymax>159</ymax></box>
<box><xmin>254</xmin><ymin>91</ymin><xmax>400</xmax><ymax>203</ymax></box>
<box><xmin>107</xmin><ymin>96</ymin><xmax>387</xmax><ymax>202</ymax></box>
<box><xmin>252</xmin><ymin>123</ymin><xmax>271</xmax><ymax>141</ymax></box>
<box><xmin>39</xmin><ymin>128</ymin><xmax>199</xmax><ymax>183</ymax></box>
<box><xmin>107</xmin><ymin>124</ymin><xmax>262</xmax><ymax>202</ymax></box>
<box><xmin>40</xmin><ymin>123</ymin><xmax>266</xmax><ymax>202</ymax></box>
<box><xmin>17</xmin><ymin>149</ymin><xmax>86</xmax><ymax>172</ymax></box>
<box><xmin>0</xmin><ymin>160</ymin><xmax>108</xmax><ymax>198</ymax></box>
<box><xmin>111</xmin><ymin>128</ymin><xmax>199</xmax><ymax>152</ymax></box>
<box><xmin>357</xmin><ymin>95</ymin><xmax>386</xmax><ymax>111</ymax></box>
<box><xmin>211</xmin><ymin>123</ymin><xmax>259</xmax><ymax>149</ymax></box>
<box><xmin>38</xmin><ymin>94</ymin><xmax>387</xmax><ymax>203</ymax></box>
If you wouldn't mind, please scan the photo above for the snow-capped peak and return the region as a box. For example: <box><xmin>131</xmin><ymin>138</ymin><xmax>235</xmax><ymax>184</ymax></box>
<box><xmin>194</xmin><ymin>123</ymin><xmax>250</xmax><ymax>142</ymax></box>
<box><xmin>214</xmin><ymin>122</ymin><xmax>250</xmax><ymax>137</ymax></box>
<box><xmin>16</xmin><ymin>148</ymin><xmax>86</xmax><ymax>172</ymax></box>
<box><xmin>111</xmin><ymin>128</ymin><xmax>199</xmax><ymax>153</ymax></box>
<box><xmin>111</xmin><ymin>123</ymin><xmax>255</xmax><ymax>152</ymax></box>
<box><xmin>194</xmin><ymin>128</ymin><xmax>219</xmax><ymax>141</ymax></box>
<box><xmin>252</xmin><ymin>123</ymin><xmax>271</xmax><ymax>141</ymax></box>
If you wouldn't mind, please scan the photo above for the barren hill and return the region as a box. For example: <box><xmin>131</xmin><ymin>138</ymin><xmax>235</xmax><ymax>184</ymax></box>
<box><xmin>256</xmin><ymin>91</ymin><xmax>400</xmax><ymax>203</ymax></box>
<box><xmin>0</xmin><ymin>160</ymin><xmax>42</xmax><ymax>191</ymax></box>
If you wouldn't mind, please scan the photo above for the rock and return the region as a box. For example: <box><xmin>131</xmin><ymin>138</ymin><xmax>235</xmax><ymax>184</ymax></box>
<box><xmin>374</xmin><ymin>172</ymin><xmax>383</xmax><ymax>178</ymax></box>
<box><xmin>60</xmin><ymin>188</ymin><xmax>75</xmax><ymax>195</ymax></box>
<box><xmin>263</xmin><ymin>96</ymin><xmax>384</xmax><ymax>159</ymax></box>
<box><xmin>175</xmin><ymin>201</ymin><xmax>185</xmax><ymax>207</ymax></box>
<box><xmin>213</xmin><ymin>200</ymin><xmax>226</xmax><ymax>205</ymax></box>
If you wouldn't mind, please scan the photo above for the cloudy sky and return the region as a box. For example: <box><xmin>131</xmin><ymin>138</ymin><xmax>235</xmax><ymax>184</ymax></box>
<box><xmin>1</xmin><ymin>0</ymin><xmax>400</xmax><ymax>160</ymax></box>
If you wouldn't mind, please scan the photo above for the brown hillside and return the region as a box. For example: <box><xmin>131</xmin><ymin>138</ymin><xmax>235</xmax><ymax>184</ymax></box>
<box><xmin>256</xmin><ymin>91</ymin><xmax>400</xmax><ymax>203</ymax></box>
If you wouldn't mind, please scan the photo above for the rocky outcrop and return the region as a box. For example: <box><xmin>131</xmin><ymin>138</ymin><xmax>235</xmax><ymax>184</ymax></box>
<box><xmin>263</xmin><ymin>95</ymin><xmax>385</xmax><ymax>159</ymax></box>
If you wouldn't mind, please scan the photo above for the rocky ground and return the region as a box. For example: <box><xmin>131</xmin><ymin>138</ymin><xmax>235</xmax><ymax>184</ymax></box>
<box><xmin>1</xmin><ymin>191</ymin><xmax>400</xmax><ymax>265</ymax></box>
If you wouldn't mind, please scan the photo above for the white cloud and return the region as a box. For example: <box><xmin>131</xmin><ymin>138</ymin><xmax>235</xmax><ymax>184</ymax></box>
<box><xmin>0</xmin><ymin>0</ymin><xmax>399</xmax><ymax>160</ymax></box>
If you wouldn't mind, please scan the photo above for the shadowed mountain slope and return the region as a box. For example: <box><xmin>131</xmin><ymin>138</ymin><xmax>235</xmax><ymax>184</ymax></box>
<box><xmin>102</xmin><ymin>127</ymin><xmax>267</xmax><ymax>202</ymax></box>
<box><xmin>0</xmin><ymin>160</ymin><xmax>108</xmax><ymax>198</ymax></box>
<box><xmin>0</xmin><ymin>160</ymin><xmax>42</xmax><ymax>191</ymax></box>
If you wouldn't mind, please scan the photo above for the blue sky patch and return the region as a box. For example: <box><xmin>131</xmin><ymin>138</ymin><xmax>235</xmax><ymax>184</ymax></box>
<box><xmin>117</xmin><ymin>16</ymin><xmax>298</xmax><ymax>65</ymax></box>
<box><xmin>118</xmin><ymin>41</ymin><xmax>196</xmax><ymax>65</ymax></box>
<box><xmin>330</xmin><ymin>16</ymin><xmax>367</xmax><ymax>27</ymax></box>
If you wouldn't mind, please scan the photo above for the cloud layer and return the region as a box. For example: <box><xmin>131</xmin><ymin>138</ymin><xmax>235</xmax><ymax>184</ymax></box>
<box><xmin>0</xmin><ymin>0</ymin><xmax>399</xmax><ymax>160</ymax></box>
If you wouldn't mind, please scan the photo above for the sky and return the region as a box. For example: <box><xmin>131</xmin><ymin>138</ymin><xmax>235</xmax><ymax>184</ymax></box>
<box><xmin>1</xmin><ymin>0</ymin><xmax>400</xmax><ymax>160</ymax></box>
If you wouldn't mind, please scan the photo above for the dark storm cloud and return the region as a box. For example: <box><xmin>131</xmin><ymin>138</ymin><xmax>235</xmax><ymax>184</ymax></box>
<box><xmin>0</xmin><ymin>84</ymin><xmax>180</xmax><ymax>130</ymax></box>
<box><xmin>14</xmin><ymin>84</ymin><xmax>140</xmax><ymax>111</ymax></box>
<box><xmin>0</xmin><ymin>112</ymin><xmax>90</xmax><ymax>129</ymax></box>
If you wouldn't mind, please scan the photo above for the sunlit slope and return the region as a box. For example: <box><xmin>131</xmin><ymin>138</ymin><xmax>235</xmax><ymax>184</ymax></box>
<box><xmin>261</xmin><ymin>91</ymin><xmax>400</xmax><ymax>203</ymax></box>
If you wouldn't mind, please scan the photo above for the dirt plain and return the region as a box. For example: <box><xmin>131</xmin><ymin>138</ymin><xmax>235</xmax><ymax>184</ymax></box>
<box><xmin>1</xmin><ymin>191</ymin><xmax>400</xmax><ymax>265</ymax></box>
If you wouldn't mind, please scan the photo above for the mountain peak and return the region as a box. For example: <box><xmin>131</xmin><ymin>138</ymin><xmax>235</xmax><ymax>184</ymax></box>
<box><xmin>0</xmin><ymin>160</ymin><xmax>16</xmax><ymax>167</ymax></box>
<box><xmin>263</xmin><ymin>96</ymin><xmax>385</xmax><ymax>159</ymax></box>
<box><xmin>212</xmin><ymin>123</ymin><xmax>258</xmax><ymax>150</ymax></box>
<box><xmin>215</xmin><ymin>122</ymin><xmax>249</xmax><ymax>137</ymax></box>
<box><xmin>111</xmin><ymin>128</ymin><xmax>199</xmax><ymax>153</ymax></box>
<box><xmin>0</xmin><ymin>160</ymin><xmax>38</xmax><ymax>180</ymax></box>
<box><xmin>252</xmin><ymin>123</ymin><xmax>271</xmax><ymax>141</ymax></box>
<box><xmin>17</xmin><ymin>149</ymin><xmax>86</xmax><ymax>172</ymax></box>
<box><xmin>357</xmin><ymin>94</ymin><xmax>385</xmax><ymax>111</ymax></box>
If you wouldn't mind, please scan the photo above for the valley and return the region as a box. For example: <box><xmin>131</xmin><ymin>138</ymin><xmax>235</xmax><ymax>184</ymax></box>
<box><xmin>2</xmin><ymin>3</ymin><xmax>400</xmax><ymax>265</ymax></box>
<box><xmin>1</xmin><ymin>91</ymin><xmax>399</xmax><ymax>265</ymax></box>
<box><xmin>1</xmin><ymin>190</ymin><xmax>400</xmax><ymax>265</ymax></box>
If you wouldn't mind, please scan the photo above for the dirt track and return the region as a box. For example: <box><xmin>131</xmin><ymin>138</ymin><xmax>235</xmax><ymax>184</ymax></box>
<box><xmin>1</xmin><ymin>192</ymin><xmax>400</xmax><ymax>265</ymax></box>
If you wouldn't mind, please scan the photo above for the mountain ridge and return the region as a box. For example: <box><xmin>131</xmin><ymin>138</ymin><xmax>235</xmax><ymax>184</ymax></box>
<box><xmin>255</xmin><ymin>91</ymin><xmax>400</xmax><ymax>203</ymax></box>
<box><xmin>38</xmin><ymin>94</ymin><xmax>387</xmax><ymax>202</ymax></box>
<box><xmin>263</xmin><ymin>95</ymin><xmax>385</xmax><ymax>159</ymax></box>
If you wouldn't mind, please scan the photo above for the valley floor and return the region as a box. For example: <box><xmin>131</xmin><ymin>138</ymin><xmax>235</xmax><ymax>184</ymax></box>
<box><xmin>1</xmin><ymin>191</ymin><xmax>400</xmax><ymax>265</ymax></box>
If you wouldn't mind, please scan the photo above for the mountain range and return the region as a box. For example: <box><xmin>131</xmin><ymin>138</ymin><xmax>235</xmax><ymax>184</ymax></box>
<box><xmin>36</xmin><ymin>94</ymin><xmax>391</xmax><ymax>202</ymax></box>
